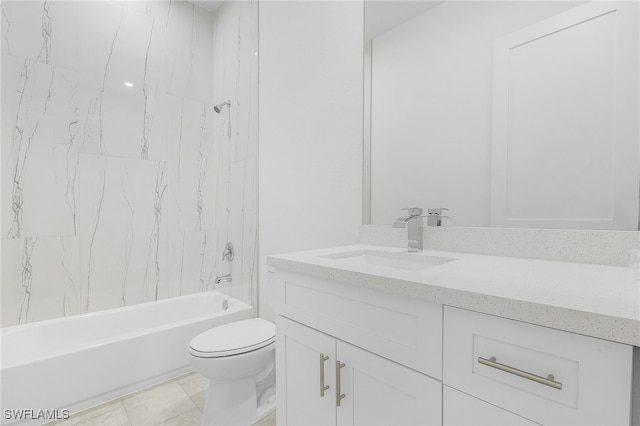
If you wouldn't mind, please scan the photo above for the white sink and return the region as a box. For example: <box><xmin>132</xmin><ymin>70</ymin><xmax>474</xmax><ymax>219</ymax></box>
<box><xmin>319</xmin><ymin>249</ymin><xmax>457</xmax><ymax>271</ymax></box>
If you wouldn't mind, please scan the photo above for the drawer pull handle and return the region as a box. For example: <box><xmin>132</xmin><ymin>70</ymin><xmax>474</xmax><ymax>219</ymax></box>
<box><xmin>320</xmin><ymin>354</ymin><xmax>330</xmax><ymax>397</ymax></box>
<box><xmin>478</xmin><ymin>356</ymin><xmax>563</xmax><ymax>390</ymax></box>
<box><xmin>336</xmin><ymin>361</ymin><xmax>346</xmax><ymax>406</ymax></box>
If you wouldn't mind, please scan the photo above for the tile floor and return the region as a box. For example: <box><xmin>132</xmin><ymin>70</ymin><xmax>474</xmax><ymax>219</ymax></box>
<box><xmin>46</xmin><ymin>372</ymin><xmax>276</xmax><ymax>426</ymax></box>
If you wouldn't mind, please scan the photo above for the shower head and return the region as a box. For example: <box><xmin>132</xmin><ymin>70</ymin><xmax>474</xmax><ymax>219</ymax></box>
<box><xmin>214</xmin><ymin>100</ymin><xmax>231</xmax><ymax>113</ymax></box>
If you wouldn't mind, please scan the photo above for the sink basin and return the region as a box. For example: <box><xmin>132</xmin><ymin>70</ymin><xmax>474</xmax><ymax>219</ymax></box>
<box><xmin>319</xmin><ymin>249</ymin><xmax>456</xmax><ymax>271</ymax></box>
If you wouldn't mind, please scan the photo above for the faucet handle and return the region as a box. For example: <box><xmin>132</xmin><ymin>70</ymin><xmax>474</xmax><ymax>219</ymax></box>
<box><xmin>427</xmin><ymin>208</ymin><xmax>449</xmax><ymax>216</ymax></box>
<box><xmin>427</xmin><ymin>208</ymin><xmax>449</xmax><ymax>226</ymax></box>
<box><xmin>222</xmin><ymin>242</ymin><xmax>234</xmax><ymax>261</ymax></box>
<box><xmin>401</xmin><ymin>207</ymin><xmax>423</xmax><ymax>216</ymax></box>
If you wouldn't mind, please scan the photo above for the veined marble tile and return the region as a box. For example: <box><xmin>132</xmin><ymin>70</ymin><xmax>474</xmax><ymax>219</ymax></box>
<box><xmin>187</xmin><ymin>5</ymin><xmax>214</xmax><ymax>103</ymax></box>
<box><xmin>240</xmin><ymin>160</ymin><xmax>258</xmax><ymax>306</ymax></box>
<box><xmin>211</xmin><ymin>126</ymin><xmax>232</xmax><ymax>261</ymax></box>
<box><xmin>166</xmin><ymin>97</ymin><xmax>216</xmax><ymax>232</ymax></box>
<box><xmin>78</xmin><ymin>154</ymin><xmax>168</xmax><ymax>313</ymax></box>
<box><xmin>139</xmin><ymin>20</ymin><xmax>166</xmax><ymax>161</ymax></box>
<box><xmin>161</xmin><ymin>1</ymin><xmax>192</xmax><ymax>99</ymax></box>
<box><xmin>208</xmin><ymin>3</ymin><xmax>259</xmax><ymax>307</ymax></box>
<box><xmin>114</xmin><ymin>1</ymin><xmax>152</xmax><ymax>16</ymax></box>
<box><xmin>1</xmin><ymin>236</ymin><xmax>81</xmax><ymax>327</ymax></box>
<box><xmin>1</xmin><ymin>0</ymin><xmax>258</xmax><ymax>324</ymax></box>
<box><xmin>2</xmin><ymin>55</ymin><xmax>78</xmax><ymax>239</ymax></box>
<box><xmin>227</xmin><ymin>162</ymin><xmax>245</xmax><ymax>276</ymax></box>
<box><xmin>77</xmin><ymin>2</ymin><xmax>165</xmax><ymax>160</ymax></box>
<box><xmin>210</xmin><ymin>1</ymin><xmax>258</xmax><ymax>308</ymax></box>
<box><xmin>1</xmin><ymin>1</ymin><xmax>78</xmax><ymax>70</ymax></box>
<box><xmin>148</xmin><ymin>1</ymin><xmax>172</xmax><ymax>26</ymax></box>
<box><xmin>225</xmin><ymin>160</ymin><xmax>257</xmax><ymax>306</ymax></box>
<box><xmin>168</xmin><ymin>230</ymin><xmax>215</xmax><ymax>297</ymax></box>
<box><xmin>163</xmin><ymin>1</ymin><xmax>214</xmax><ymax>103</ymax></box>
<box><xmin>142</xmin><ymin>93</ymin><xmax>171</xmax><ymax>161</ymax></box>
<box><xmin>111</xmin><ymin>1</ymin><xmax>172</xmax><ymax>29</ymax></box>
<box><xmin>212</xmin><ymin>0</ymin><xmax>259</xmax><ymax>163</ymax></box>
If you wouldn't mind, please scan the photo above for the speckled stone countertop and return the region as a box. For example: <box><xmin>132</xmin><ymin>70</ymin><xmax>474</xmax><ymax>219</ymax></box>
<box><xmin>267</xmin><ymin>245</ymin><xmax>640</xmax><ymax>346</ymax></box>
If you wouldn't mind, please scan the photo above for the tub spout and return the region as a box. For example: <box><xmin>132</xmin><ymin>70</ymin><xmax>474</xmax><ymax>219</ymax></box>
<box><xmin>215</xmin><ymin>274</ymin><xmax>232</xmax><ymax>285</ymax></box>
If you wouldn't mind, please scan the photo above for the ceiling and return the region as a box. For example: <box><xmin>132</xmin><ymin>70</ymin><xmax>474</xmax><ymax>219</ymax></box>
<box><xmin>365</xmin><ymin>0</ymin><xmax>444</xmax><ymax>40</ymax></box>
<box><xmin>190</xmin><ymin>0</ymin><xmax>443</xmax><ymax>40</ymax></box>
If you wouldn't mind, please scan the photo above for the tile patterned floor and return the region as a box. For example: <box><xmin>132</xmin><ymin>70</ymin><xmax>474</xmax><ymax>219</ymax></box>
<box><xmin>46</xmin><ymin>372</ymin><xmax>276</xmax><ymax>426</ymax></box>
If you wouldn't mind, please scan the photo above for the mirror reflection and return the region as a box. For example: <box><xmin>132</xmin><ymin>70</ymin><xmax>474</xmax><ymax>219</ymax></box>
<box><xmin>363</xmin><ymin>1</ymin><xmax>639</xmax><ymax>230</ymax></box>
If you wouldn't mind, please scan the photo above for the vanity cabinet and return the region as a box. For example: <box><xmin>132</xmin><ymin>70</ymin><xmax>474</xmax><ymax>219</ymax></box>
<box><xmin>277</xmin><ymin>316</ymin><xmax>441</xmax><ymax>425</ymax></box>
<box><xmin>271</xmin><ymin>266</ymin><xmax>635</xmax><ymax>426</ymax></box>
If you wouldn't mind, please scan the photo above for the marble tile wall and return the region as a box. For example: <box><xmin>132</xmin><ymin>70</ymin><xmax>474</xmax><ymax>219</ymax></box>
<box><xmin>1</xmin><ymin>0</ymin><xmax>258</xmax><ymax>327</ymax></box>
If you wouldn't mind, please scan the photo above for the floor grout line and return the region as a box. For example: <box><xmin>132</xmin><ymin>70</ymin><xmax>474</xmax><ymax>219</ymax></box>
<box><xmin>44</xmin><ymin>372</ymin><xmax>276</xmax><ymax>426</ymax></box>
<box><xmin>120</xmin><ymin>397</ymin><xmax>134</xmax><ymax>426</ymax></box>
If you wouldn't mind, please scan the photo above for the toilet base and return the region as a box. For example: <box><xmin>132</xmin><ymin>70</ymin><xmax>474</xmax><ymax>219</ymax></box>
<box><xmin>254</xmin><ymin>394</ymin><xmax>276</xmax><ymax>424</ymax></box>
<box><xmin>200</xmin><ymin>379</ymin><xmax>276</xmax><ymax>426</ymax></box>
<box><xmin>255</xmin><ymin>380</ymin><xmax>276</xmax><ymax>423</ymax></box>
<box><xmin>201</xmin><ymin>378</ymin><xmax>256</xmax><ymax>426</ymax></box>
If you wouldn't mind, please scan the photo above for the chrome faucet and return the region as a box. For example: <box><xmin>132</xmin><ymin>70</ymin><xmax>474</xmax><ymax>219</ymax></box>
<box><xmin>393</xmin><ymin>207</ymin><xmax>450</xmax><ymax>252</ymax></box>
<box><xmin>393</xmin><ymin>208</ymin><xmax>425</xmax><ymax>252</ymax></box>
<box><xmin>427</xmin><ymin>208</ymin><xmax>449</xmax><ymax>227</ymax></box>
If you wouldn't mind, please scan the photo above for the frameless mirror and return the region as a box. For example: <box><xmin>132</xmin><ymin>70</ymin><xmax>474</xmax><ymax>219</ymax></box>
<box><xmin>363</xmin><ymin>0</ymin><xmax>640</xmax><ymax>230</ymax></box>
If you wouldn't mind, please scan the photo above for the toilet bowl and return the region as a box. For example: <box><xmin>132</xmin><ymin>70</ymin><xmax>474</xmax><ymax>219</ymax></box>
<box><xmin>188</xmin><ymin>318</ymin><xmax>276</xmax><ymax>426</ymax></box>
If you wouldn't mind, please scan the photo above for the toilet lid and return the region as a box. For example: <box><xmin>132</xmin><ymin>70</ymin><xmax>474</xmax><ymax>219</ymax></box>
<box><xmin>189</xmin><ymin>318</ymin><xmax>275</xmax><ymax>357</ymax></box>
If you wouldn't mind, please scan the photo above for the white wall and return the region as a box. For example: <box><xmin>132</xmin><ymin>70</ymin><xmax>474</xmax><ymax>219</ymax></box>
<box><xmin>369</xmin><ymin>1</ymin><xmax>583</xmax><ymax>226</ymax></box>
<box><xmin>258</xmin><ymin>1</ymin><xmax>364</xmax><ymax>320</ymax></box>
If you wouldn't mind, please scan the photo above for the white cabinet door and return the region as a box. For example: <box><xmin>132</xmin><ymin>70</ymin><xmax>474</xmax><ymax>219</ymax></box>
<box><xmin>277</xmin><ymin>316</ymin><xmax>442</xmax><ymax>426</ymax></box>
<box><xmin>443</xmin><ymin>386</ymin><xmax>540</xmax><ymax>426</ymax></box>
<box><xmin>336</xmin><ymin>341</ymin><xmax>441</xmax><ymax>426</ymax></box>
<box><xmin>277</xmin><ymin>316</ymin><xmax>336</xmax><ymax>426</ymax></box>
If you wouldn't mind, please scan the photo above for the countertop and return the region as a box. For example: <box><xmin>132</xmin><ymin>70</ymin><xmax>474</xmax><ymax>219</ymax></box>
<box><xmin>267</xmin><ymin>245</ymin><xmax>640</xmax><ymax>346</ymax></box>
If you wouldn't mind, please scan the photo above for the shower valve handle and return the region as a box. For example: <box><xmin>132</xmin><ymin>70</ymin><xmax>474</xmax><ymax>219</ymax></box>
<box><xmin>222</xmin><ymin>242</ymin><xmax>234</xmax><ymax>261</ymax></box>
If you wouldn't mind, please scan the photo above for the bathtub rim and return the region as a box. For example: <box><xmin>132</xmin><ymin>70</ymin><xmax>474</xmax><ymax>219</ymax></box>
<box><xmin>1</xmin><ymin>291</ymin><xmax>253</xmax><ymax>370</ymax></box>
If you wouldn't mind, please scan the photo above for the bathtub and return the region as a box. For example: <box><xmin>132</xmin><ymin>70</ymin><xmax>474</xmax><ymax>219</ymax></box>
<box><xmin>1</xmin><ymin>291</ymin><xmax>253</xmax><ymax>425</ymax></box>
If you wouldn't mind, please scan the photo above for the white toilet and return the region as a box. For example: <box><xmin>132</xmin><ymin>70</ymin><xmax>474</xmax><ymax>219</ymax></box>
<box><xmin>188</xmin><ymin>318</ymin><xmax>276</xmax><ymax>426</ymax></box>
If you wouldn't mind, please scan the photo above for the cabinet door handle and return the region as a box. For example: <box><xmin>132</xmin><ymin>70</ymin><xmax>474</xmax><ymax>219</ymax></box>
<box><xmin>320</xmin><ymin>354</ymin><xmax>330</xmax><ymax>397</ymax></box>
<box><xmin>336</xmin><ymin>361</ymin><xmax>346</xmax><ymax>406</ymax></box>
<box><xmin>478</xmin><ymin>356</ymin><xmax>563</xmax><ymax>390</ymax></box>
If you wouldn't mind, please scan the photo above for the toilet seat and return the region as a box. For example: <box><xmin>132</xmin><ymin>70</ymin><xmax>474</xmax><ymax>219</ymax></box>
<box><xmin>189</xmin><ymin>318</ymin><xmax>275</xmax><ymax>358</ymax></box>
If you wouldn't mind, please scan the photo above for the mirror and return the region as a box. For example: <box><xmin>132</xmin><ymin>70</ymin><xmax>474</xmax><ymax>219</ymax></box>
<box><xmin>363</xmin><ymin>1</ymin><xmax>640</xmax><ymax>230</ymax></box>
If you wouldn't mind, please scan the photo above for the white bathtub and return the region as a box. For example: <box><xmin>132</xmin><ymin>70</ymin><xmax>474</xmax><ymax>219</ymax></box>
<box><xmin>1</xmin><ymin>291</ymin><xmax>253</xmax><ymax>425</ymax></box>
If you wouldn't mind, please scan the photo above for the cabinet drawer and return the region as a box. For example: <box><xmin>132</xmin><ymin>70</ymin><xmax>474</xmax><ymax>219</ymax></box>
<box><xmin>443</xmin><ymin>306</ymin><xmax>632</xmax><ymax>425</ymax></box>
<box><xmin>272</xmin><ymin>269</ymin><xmax>442</xmax><ymax>379</ymax></box>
